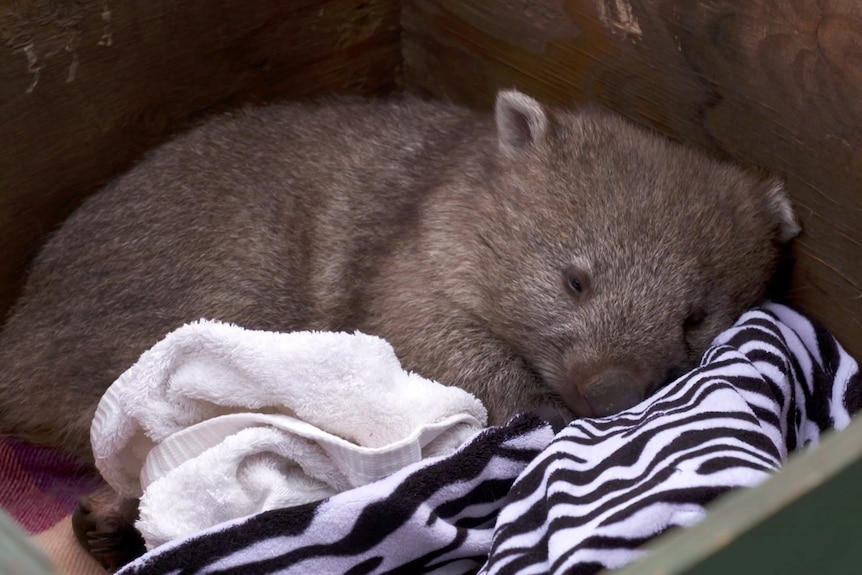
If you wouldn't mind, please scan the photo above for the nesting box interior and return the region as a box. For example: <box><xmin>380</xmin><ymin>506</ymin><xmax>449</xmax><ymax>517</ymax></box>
<box><xmin>3</xmin><ymin>1</ymin><xmax>859</xmax><ymax>362</ymax></box>
<box><xmin>1</xmin><ymin>0</ymin><xmax>861</xmax><ymax>572</ymax></box>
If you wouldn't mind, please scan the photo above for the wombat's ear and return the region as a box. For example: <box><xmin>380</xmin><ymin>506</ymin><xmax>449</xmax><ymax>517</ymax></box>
<box><xmin>764</xmin><ymin>178</ymin><xmax>802</xmax><ymax>243</ymax></box>
<box><xmin>495</xmin><ymin>90</ymin><xmax>548</xmax><ymax>153</ymax></box>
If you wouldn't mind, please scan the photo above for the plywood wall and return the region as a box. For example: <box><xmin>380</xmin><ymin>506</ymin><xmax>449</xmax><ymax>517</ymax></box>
<box><xmin>403</xmin><ymin>0</ymin><xmax>862</xmax><ymax>359</ymax></box>
<box><xmin>0</xmin><ymin>0</ymin><xmax>401</xmax><ymax>319</ymax></box>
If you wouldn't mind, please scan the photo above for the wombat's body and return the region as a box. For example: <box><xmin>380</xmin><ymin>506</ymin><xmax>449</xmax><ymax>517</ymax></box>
<box><xmin>0</xmin><ymin>91</ymin><xmax>797</xmax><ymax>568</ymax></box>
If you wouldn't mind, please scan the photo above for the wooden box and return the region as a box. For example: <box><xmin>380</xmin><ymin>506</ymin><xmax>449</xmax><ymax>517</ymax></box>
<box><xmin>2</xmin><ymin>1</ymin><xmax>860</xmax><ymax>571</ymax></box>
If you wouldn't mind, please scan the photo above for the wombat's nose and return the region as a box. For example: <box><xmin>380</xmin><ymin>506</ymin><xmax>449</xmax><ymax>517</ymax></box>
<box><xmin>583</xmin><ymin>370</ymin><xmax>646</xmax><ymax>417</ymax></box>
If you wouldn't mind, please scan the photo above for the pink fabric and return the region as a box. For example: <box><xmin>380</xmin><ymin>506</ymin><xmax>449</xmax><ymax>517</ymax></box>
<box><xmin>0</xmin><ymin>436</ymin><xmax>102</xmax><ymax>533</ymax></box>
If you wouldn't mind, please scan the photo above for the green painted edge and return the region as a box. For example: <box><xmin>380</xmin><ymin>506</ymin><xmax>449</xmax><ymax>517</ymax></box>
<box><xmin>0</xmin><ymin>507</ymin><xmax>57</xmax><ymax>575</ymax></box>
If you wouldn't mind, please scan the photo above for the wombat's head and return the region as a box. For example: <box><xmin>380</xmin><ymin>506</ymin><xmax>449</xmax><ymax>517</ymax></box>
<box><xmin>471</xmin><ymin>90</ymin><xmax>800</xmax><ymax>418</ymax></box>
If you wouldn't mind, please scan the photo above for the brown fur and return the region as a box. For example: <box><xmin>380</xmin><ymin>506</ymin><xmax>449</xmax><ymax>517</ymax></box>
<box><xmin>0</xmin><ymin>91</ymin><xmax>797</xmax><ymax>568</ymax></box>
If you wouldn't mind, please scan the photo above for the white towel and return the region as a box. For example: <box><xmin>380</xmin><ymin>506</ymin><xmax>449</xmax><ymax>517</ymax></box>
<box><xmin>90</xmin><ymin>321</ymin><xmax>487</xmax><ymax>548</ymax></box>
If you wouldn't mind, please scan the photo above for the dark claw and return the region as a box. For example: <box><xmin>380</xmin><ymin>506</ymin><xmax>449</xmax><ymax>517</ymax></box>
<box><xmin>72</xmin><ymin>487</ymin><xmax>146</xmax><ymax>572</ymax></box>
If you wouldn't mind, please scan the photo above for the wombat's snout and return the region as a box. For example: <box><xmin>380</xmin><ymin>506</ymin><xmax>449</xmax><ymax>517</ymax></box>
<box><xmin>566</xmin><ymin>369</ymin><xmax>649</xmax><ymax>418</ymax></box>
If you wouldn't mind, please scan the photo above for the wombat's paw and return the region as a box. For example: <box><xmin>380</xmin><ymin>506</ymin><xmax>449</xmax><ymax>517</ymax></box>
<box><xmin>72</xmin><ymin>488</ymin><xmax>145</xmax><ymax>572</ymax></box>
<box><xmin>531</xmin><ymin>406</ymin><xmax>569</xmax><ymax>433</ymax></box>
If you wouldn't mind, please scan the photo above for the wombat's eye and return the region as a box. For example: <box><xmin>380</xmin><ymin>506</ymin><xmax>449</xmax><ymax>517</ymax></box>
<box><xmin>563</xmin><ymin>266</ymin><xmax>590</xmax><ymax>297</ymax></box>
<box><xmin>685</xmin><ymin>306</ymin><xmax>707</xmax><ymax>328</ymax></box>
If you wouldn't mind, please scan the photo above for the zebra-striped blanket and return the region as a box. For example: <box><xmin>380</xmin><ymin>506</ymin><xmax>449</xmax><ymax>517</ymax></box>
<box><xmin>117</xmin><ymin>303</ymin><xmax>860</xmax><ymax>575</ymax></box>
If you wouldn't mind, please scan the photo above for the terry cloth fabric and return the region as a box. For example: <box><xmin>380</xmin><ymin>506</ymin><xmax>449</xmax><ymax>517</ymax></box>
<box><xmin>89</xmin><ymin>324</ymin><xmax>487</xmax><ymax>549</ymax></box>
<box><xmin>115</xmin><ymin>303</ymin><xmax>861</xmax><ymax>575</ymax></box>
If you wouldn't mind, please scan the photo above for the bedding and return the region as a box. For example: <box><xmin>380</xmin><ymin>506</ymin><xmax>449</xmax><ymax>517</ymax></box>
<box><xmin>107</xmin><ymin>303</ymin><xmax>860</xmax><ymax>574</ymax></box>
<box><xmin>88</xmin><ymin>326</ymin><xmax>487</xmax><ymax>549</ymax></box>
<box><xmin>0</xmin><ymin>436</ymin><xmax>104</xmax><ymax>574</ymax></box>
<box><xmin>1</xmin><ymin>303</ymin><xmax>858</xmax><ymax>574</ymax></box>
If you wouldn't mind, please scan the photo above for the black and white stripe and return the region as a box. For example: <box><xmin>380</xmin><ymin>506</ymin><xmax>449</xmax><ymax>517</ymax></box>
<box><xmin>119</xmin><ymin>304</ymin><xmax>860</xmax><ymax>575</ymax></box>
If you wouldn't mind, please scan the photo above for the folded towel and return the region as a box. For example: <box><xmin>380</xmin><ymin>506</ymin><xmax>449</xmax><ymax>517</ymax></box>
<box><xmin>115</xmin><ymin>303</ymin><xmax>861</xmax><ymax>575</ymax></box>
<box><xmin>90</xmin><ymin>323</ymin><xmax>487</xmax><ymax>548</ymax></box>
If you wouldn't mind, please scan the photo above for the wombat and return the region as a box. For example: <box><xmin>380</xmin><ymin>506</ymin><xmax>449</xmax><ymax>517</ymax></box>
<box><xmin>0</xmin><ymin>90</ymin><xmax>798</xmax><ymax>569</ymax></box>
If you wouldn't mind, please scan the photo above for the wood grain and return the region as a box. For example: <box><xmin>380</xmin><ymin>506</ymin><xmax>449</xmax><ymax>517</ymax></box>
<box><xmin>403</xmin><ymin>0</ymin><xmax>862</xmax><ymax>358</ymax></box>
<box><xmin>0</xmin><ymin>0</ymin><xmax>401</xmax><ymax>320</ymax></box>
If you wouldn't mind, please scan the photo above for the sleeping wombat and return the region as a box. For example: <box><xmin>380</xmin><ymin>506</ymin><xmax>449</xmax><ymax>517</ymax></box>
<box><xmin>0</xmin><ymin>90</ymin><xmax>798</xmax><ymax>568</ymax></box>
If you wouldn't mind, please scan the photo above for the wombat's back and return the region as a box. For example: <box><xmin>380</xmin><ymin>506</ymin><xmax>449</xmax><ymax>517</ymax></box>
<box><xmin>0</xmin><ymin>97</ymin><xmax>490</xmax><ymax>461</ymax></box>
